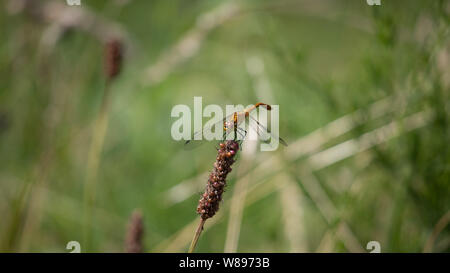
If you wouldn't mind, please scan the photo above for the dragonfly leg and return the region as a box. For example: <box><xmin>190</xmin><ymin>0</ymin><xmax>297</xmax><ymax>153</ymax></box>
<box><xmin>237</xmin><ymin>127</ymin><xmax>247</xmax><ymax>138</ymax></box>
<box><xmin>235</xmin><ymin>127</ymin><xmax>247</xmax><ymax>149</ymax></box>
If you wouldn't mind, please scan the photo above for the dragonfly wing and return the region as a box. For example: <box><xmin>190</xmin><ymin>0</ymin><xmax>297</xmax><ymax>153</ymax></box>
<box><xmin>183</xmin><ymin>129</ymin><xmax>207</xmax><ymax>150</ymax></box>
<box><xmin>184</xmin><ymin>113</ymin><xmax>236</xmax><ymax>149</ymax></box>
<box><xmin>248</xmin><ymin>115</ymin><xmax>288</xmax><ymax>146</ymax></box>
<box><xmin>184</xmin><ymin>129</ymin><xmax>204</xmax><ymax>145</ymax></box>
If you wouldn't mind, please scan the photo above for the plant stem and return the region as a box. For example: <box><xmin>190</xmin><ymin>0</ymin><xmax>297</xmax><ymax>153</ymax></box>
<box><xmin>83</xmin><ymin>80</ymin><xmax>112</xmax><ymax>251</ymax></box>
<box><xmin>188</xmin><ymin>218</ymin><xmax>206</xmax><ymax>253</ymax></box>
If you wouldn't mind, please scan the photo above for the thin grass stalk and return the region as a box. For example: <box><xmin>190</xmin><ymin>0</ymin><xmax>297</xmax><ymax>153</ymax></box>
<box><xmin>423</xmin><ymin>210</ymin><xmax>450</xmax><ymax>253</ymax></box>
<box><xmin>188</xmin><ymin>218</ymin><xmax>206</xmax><ymax>253</ymax></box>
<box><xmin>223</xmin><ymin>153</ymin><xmax>253</xmax><ymax>253</ymax></box>
<box><xmin>82</xmin><ymin>39</ymin><xmax>122</xmax><ymax>251</ymax></box>
<box><xmin>82</xmin><ymin>80</ymin><xmax>112</xmax><ymax>250</ymax></box>
<box><xmin>1</xmin><ymin>51</ymin><xmax>66</xmax><ymax>251</ymax></box>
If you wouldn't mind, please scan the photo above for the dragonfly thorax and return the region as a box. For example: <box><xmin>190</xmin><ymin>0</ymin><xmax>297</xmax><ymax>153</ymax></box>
<box><xmin>223</xmin><ymin>120</ymin><xmax>235</xmax><ymax>131</ymax></box>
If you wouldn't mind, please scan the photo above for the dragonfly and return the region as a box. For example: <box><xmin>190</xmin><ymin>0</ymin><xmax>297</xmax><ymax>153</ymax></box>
<box><xmin>185</xmin><ymin>103</ymin><xmax>287</xmax><ymax>149</ymax></box>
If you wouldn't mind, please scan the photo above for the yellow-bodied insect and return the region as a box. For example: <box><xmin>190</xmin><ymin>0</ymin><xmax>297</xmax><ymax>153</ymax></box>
<box><xmin>185</xmin><ymin>103</ymin><xmax>287</xmax><ymax>148</ymax></box>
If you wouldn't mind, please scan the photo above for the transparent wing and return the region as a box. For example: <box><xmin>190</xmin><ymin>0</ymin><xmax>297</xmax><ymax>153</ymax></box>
<box><xmin>184</xmin><ymin>112</ymin><xmax>236</xmax><ymax>149</ymax></box>
<box><xmin>248</xmin><ymin>115</ymin><xmax>288</xmax><ymax>146</ymax></box>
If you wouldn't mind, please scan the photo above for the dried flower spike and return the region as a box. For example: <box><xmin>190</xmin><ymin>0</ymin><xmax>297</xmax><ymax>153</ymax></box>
<box><xmin>104</xmin><ymin>38</ymin><xmax>123</xmax><ymax>80</ymax></box>
<box><xmin>125</xmin><ymin>210</ymin><xmax>144</xmax><ymax>253</ymax></box>
<box><xmin>197</xmin><ymin>140</ymin><xmax>239</xmax><ymax>220</ymax></box>
<box><xmin>189</xmin><ymin>140</ymin><xmax>239</xmax><ymax>253</ymax></box>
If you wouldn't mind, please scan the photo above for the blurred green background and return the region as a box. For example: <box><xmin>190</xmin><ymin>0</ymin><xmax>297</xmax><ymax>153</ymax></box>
<box><xmin>0</xmin><ymin>0</ymin><xmax>449</xmax><ymax>252</ymax></box>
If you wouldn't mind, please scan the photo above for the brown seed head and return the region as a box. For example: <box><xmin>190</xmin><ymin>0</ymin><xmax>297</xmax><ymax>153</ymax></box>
<box><xmin>104</xmin><ymin>38</ymin><xmax>123</xmax><ymax>80</ymax></box>
<box><xmin>125</xmin><ymin>210</ymin><xmax>144</xmax><ymax>253</ymax></box>
<box><xmin>197</xmin><ymin>140</ymin><xmax>239</xmax><ymax>220</ymax></box>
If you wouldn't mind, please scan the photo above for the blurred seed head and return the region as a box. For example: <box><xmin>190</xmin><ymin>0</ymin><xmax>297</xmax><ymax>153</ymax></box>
<box><xmin>125</xmin><ymin>209</ymin><xmax>144</xmax><ymax>253</ymax></box>
<box><xmin>104</xmin><ymin>38</ymin><xmax>123</xmax><ymax>81</ymax></box>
